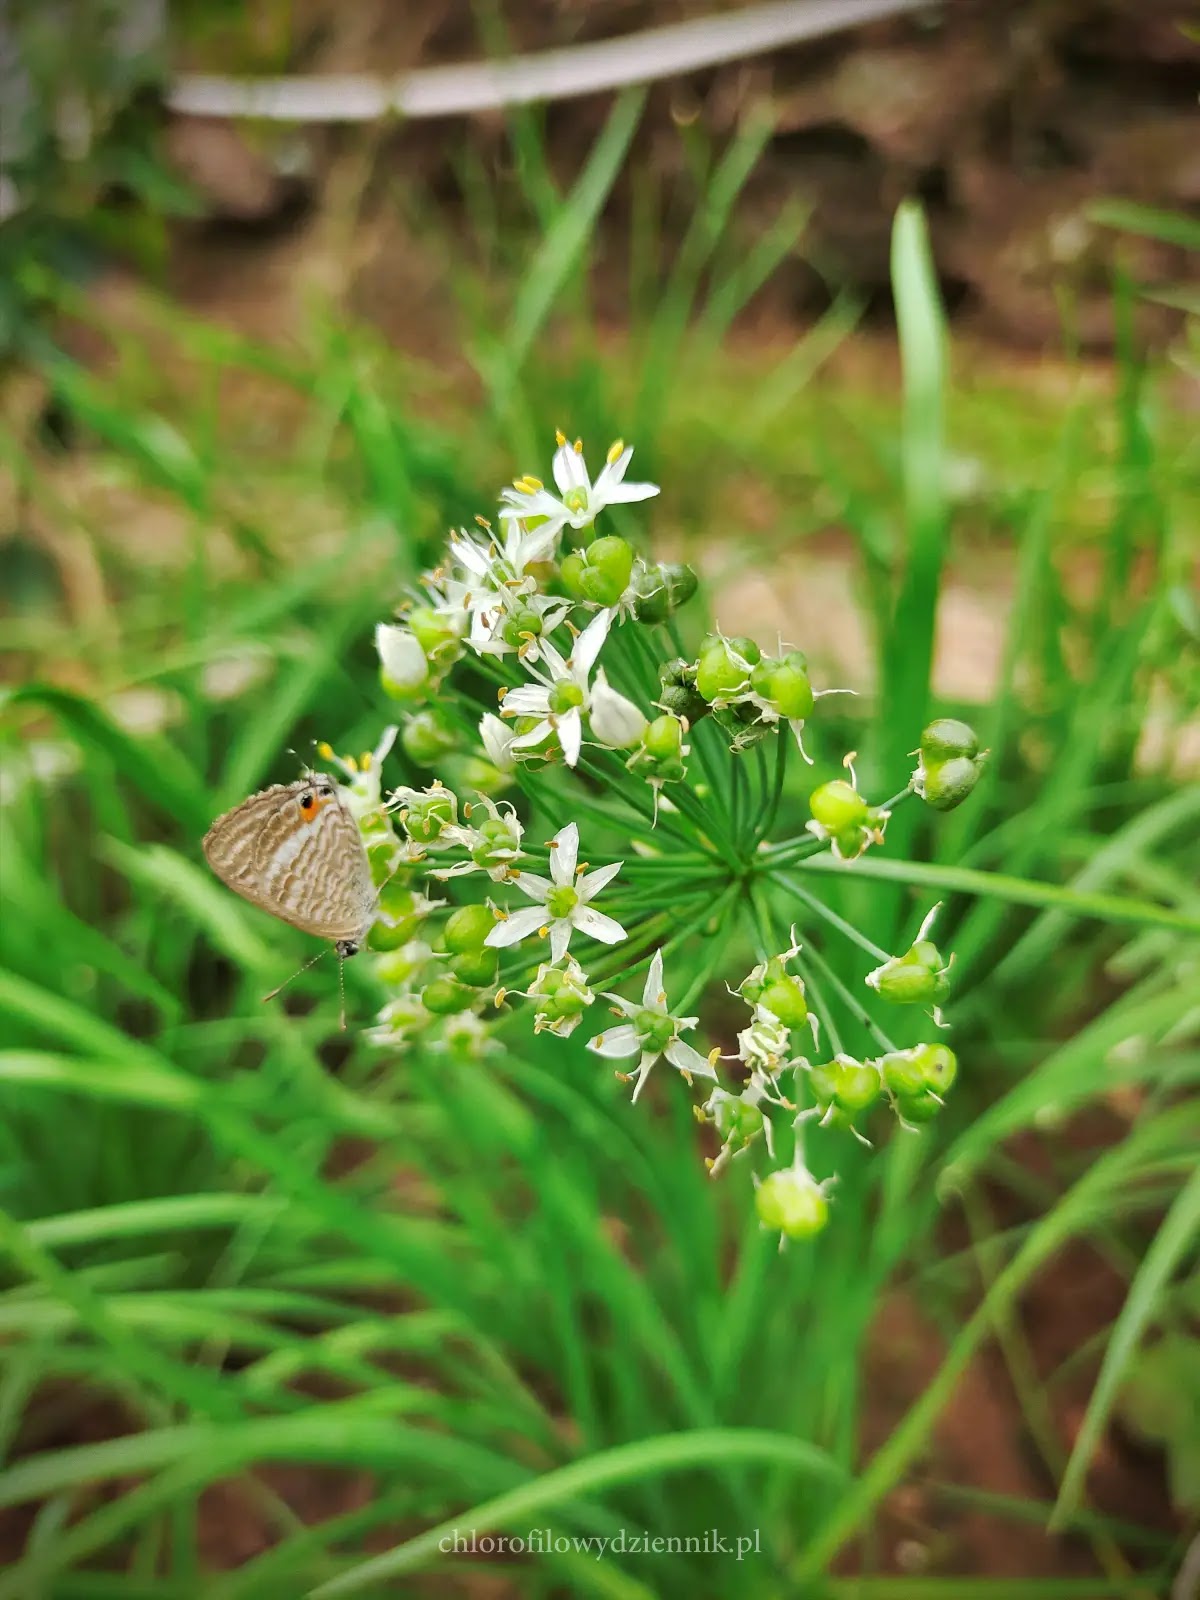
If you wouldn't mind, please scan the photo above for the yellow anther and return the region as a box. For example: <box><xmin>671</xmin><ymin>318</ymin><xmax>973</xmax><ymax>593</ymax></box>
<box><xmin>607</xmin><ymin>438</ymin><xmax>624</xmax><ymax>464</ymax></box>
<box><xmin>360</xmin><ymin>752</ymin><xmax>372</xmax><ymax>770</ymax></box>
<box><xmin>344</xmin><ymin>755</ymin><xmax>359</xmax><ymax>773</ymax></box>
<box><xmin>555</xmin><ymin>428</ymin><xmax>567</xmax><ymax>447</ymax></box>
<box><xmin>538</xmin><ymin>925</ymin><xmax>550</xmax><ymax>939</ymax></box>
<box><xmin>573</xmin><ymin>437</ymin><xmax>583</xmax><ymax>454</ymax></box>
<box><xmin>494</xmin><ymin>988</ymin><xmax>507</xmax><ymax>1007</ymax></box>
<box><xmin>316</xmin><ymin>741</ymin><xmax>334</xmax><ymax>760</ymax></box>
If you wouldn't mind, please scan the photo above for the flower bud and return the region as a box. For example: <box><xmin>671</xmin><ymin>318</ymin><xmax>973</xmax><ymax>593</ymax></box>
<box><xmin>631</xmin><ymin>560</ymin><xmax>698</xmax><ymax>624</ymax></box>
<box><xmin>751</xmin><ymin>651</ymin><xmax>814</xmax><ymax>722</ymax></box>
<box><xmin>479</xmin><ymin>713</ymin><xmax>518</xmax><ymax>774</ymax></box>
<box><xmin>589</xmin><ymin>670</ymin><xmax>648</xmax><ymax>750</ymax></box>
<box><xmin>401</xmin><ymin>708</ymin><xmax>458</xmax><ymax>766</ymax></box>
<box><xmin>867</xmin><ymin>940</ymin><xmax>951</xmax><ymax>1006</ymax></box>
<box><xmin>421</xmin><ymin>976</ymin><xmax>475</xmax><ymax>1015</ymax></box>
<box><xmin>695</xmin><ymin>633</ymin><xmax>759</xmax><ymax>703</ymax></box>
<box><xmin>560</xmin><ymin>535</ymin><xmax>634</xmax><ymax>607</ymax></box>
<box><xmin>755</xmin><ymin>1166</ymin><xmax>830</xmax><ymax>1239</ymax></box>
<box><xmin>376</xmin><ymin>623</ymin><xmax>429</xmax><ymax>702</ymax></box>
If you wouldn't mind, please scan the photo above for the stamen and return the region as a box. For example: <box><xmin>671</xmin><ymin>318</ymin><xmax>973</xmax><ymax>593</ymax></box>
<box><xmin>606</xmin><ymin>438</ymin><xmax>624</xmax><ymax>464</ymax></box>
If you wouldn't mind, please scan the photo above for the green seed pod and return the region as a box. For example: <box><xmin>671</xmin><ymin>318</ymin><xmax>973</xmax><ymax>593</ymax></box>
<box><xmin>408</xmin><ymin>605</ymin><xmax>464</xmax><ymax>665</ymax></box>
<box><xmin>443</xmin><ymin>903</ymin><xmax>497</xmax><ymax>954</ymax></box>
<box><xmin>449</xmin><ymin>945</ymin><xmax>500</xmax><ymax>987</ymax></box>
<box><xmin>471</xmin><ymin>816</ymin><xmax>521</xmax><ymax>869</ymax></box>
<box><xmin>869</xmin><ymin>940</ymin><xmax>950</xmax><ymax>1006</ymax></box>
<box><xmin>895</xmin><ymin>1089</ymin><xmax>941</xmax><ymax>1123</ymax></box>
<box><xmin>809</xmin><ymin>779</ymin><xmax>868</xmax><ymax>834</ymax></box>
<box><xmin>695</xmin><ymin>633</ymin><xmax>759</xmax><ymax>702</ymax></box>
<box><xmin>920</xmin><ymin>718</ymin><xmax>980</xmax><ymax>765</ymax></box>
<box><xmin>403</xmin><ymin>792</ymin><xmax>455</xmax><ymax>845</ymax></box>
<box><xmin>910</xmin><ymin>1042</ymin><xmax>958</xmax><ymax>1095</ymax></box>
<box><xmin>880</xmin><ymin>1048</ymin><xmax>927</xmax><ymax>1100</ymax></box>
<box><xmin>710</xmin><ymin>1092</ymin><xmax>764</xmax><ymax>1147</ymax></box>
<box><xmin>401</xmin><ymin>709</ymin><xmax>458</xmax><ymax>766</ymax></box>
<box><xmin>560</xmin><ymin>535</ymin><xmax>634</xmax><ymax>607</ymax></box>
<box><xmin>751</xmin><ymin>651</ymin><xmax>814</xmax><ymax>722</ymax></box>
<box><xmin>635</xmin><ymin>1009</ymin><xmax>677</xmax><ymax>1053</ymax></box>
<box><xmin>807</xmin><ymin>1060</ymin><xmax>841</xmax><ymax>1107</ymax></box>
<box><xmin>921</xmin><ymin>754</ymin><xmax>983</xmax><ymax>812</ymax></box>
<box><xmin>421</xmin><ymin>976</ymin><xmax>475</xmax><ymax>1015</ymax></box>
<box><xmin>834</xmin><ymin>1059</ymin><xmax>882</xmax><ymax>1114</ymax></box>
<box><xmin>759</xmin><ymin>976</ymin><xmax>809</xmax><ymax>1027</ymax></box>
<box><xmin>631</xmin><ymin>560</ymin><xmax>699</xmax><ymax>624</ymax></box>
<box><xmin>499</xmin><ymin>604</ymin><xmax>545</xmax><ymax>649</ymax></box>
<box><xmin>656</xmin><ymin>658</ymin><xmax>707</xmax><ymax>723</ymax></box>
<box><xmin>755</xmin><ymin>1168</ymin><xmax>830</xmax><ymax>1239</ymax></box>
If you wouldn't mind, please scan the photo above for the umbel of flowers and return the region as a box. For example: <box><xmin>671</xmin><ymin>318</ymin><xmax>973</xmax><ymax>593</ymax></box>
<box><xmin>324</xmin><ymin>429</ymin><xmax>987</xmax><ymax>1242</ymax></box>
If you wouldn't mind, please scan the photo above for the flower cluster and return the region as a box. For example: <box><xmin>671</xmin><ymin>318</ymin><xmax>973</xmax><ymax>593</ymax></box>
<box><xmin>307</xmin><ymin>430</ymin><xmax>984</xmax><ymax>1239</ymax></box>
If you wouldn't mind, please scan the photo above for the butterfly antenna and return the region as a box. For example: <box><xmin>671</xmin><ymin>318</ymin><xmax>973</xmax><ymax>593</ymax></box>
<box><xmin>262</xmin><ymin>946</ymin><xmax>329</xmax><ymax>1004</ymax></box>
<box><xmin>337</xmin><ymin>948</ymin><xmax>348</xmax><ymax>1032</ymax></box>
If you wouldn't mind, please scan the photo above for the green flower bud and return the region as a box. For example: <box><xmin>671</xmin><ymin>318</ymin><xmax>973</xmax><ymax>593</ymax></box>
<box><xmin>809</xmin><ymin>779</ymin><xmax>868</xmax><ymax>834</ymax></box>
<box><xmin>401</xmin><ymin>709</ymin><xmax>458</xmax><ymax>766</ymax></box>
<box><xmin>443</xmin><ymin>903</ymin><xmax>496</xmax><ymax>954</ymax></box>
<box><xmin>751</xmin><ymin>651</ymin><xmax>814</xmax><ymax>722</ymax></box>
<box><xmin>755</xmin><ymin>1168</ymin><xmax>830</xmax><ymax>1240</ymax></box>
<box><xmin>449</xmin><ymin>945</ymin><xmax>500</xmax><ymax>987</ymax></box>
<box><xmin>421</xmin><ymin>976</ymin><xmax>475</xmax><ymax>1015</ymax></box>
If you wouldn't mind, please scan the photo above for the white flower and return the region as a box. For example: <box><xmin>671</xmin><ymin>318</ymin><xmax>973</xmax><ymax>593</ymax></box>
<box><xmin>433</xmin><ymin>796</ymin><xmax>524</xmax><ymax>883</ymax></box>
<box><xmin>484</xmin><ymin>821</ymin><xmax>625</xmax><ymax>964</ymax></box>
<box><xmin>376</xmin><ymin>623</ymin><xmax>428</xmax><ymax>693</ymax></box>
<box><xmin>589</xmin><ymin>669</ymin><xmax>647</xmax><ymax>750</ymax></box>
<box><xmin>517</xmin><ymin>954</ymin><xmax>595</xmax><ymax>1038</ymax></box>
<box><xmin>499</xmin><ymin>433</ymin><xmax>659</xmax><ymax>540</ymax></box>
<box><xmin>587</xmin><ymin>949</ymin><xmax>716</xmax><ymax>1102</ymax></box>
<box><xmin>736</xmin><ymin>1005</ymin><xmax>796</xmax><ymax>1078</ymax></box>
<box><xmin>445</xmin><ymin>526</ymin><xmax>570</xmax><ymax>662</ymax></box>
<box><xmin>502</xmin><ymin>609</ymin><xmax>612</xmax><ymax>768</ymax></box>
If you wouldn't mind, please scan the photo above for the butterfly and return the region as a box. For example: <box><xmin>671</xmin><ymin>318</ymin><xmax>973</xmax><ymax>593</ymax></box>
<box><xmin>203</xmin><ymin>777</ymin><xmax>377</xmax><ymax>1024</ymax></box>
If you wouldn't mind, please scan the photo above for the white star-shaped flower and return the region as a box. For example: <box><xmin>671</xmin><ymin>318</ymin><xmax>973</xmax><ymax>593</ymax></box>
<box><xmin>484</xmin><ymin>822</ymin><xmax>626</xmax><ymax>963</ymax></box>
<box><xmin>501</xmin><ymin>609</ymin><xmax>612</xmax><ymax>767</ymax></box>
<box><xmin>586</xmin><ymin>949</ymin><xmax>716</xmax><ymax>1102</ymax></box>
<box><xmin>499</xmin><ymin>434</ymin><xmax>659</xmax><ymax>541</ymax></box>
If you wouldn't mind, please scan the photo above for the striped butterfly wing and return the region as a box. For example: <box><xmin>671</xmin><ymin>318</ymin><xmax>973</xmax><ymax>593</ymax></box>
<box><xmin>204</xmin><ymin>781</ymin><xmax>376</xmax><ymax>945</ymax></box>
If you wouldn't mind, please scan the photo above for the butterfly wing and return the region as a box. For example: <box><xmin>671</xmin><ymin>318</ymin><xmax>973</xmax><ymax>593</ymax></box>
<box><xmin>205</xmin><ymin>782</ymin><xmax>376</xmax><ymax>944</ymax></box>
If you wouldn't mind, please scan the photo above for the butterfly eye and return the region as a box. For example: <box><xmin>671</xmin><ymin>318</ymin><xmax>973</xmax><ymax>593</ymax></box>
<box><xmin>299</xmin><ymin>793</ymin><xmax>315</xmax><ymax>813</ymax></box>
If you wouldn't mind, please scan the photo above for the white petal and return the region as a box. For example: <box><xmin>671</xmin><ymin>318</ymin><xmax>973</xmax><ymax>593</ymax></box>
<box><xmin>572</xmin><ymin>906</ymin><xmax>627</xmax><ymax>946</ymax></box>
<box><xmin>577</xmin><ymin>860</ymin><xmax>622</xmax><ymax>899</ymax></box>
<box><xmin>510</xmin><ymin>718</ymin><xmax>554</xmax><ymax>751</ymax></box>
<box><xmin>553</xmin><ymin>441</ymin><xmax>589</xmax><ymax>494</ymax></box>
<box><xmin>590</xmin><ymin>671</ymin><xmax>647</xmax><ymax>750</ymax></box>
<box><xmin>479</xmin><ymin>713</ymin><xmax>517</xmax><ymax>772</ymax></box>
<box><xmin>642</xmin><ymin>949</ymin><xmax>665</xmax><ymax>1010</ymax></box>
<box><xmin>572</xmin><ymin>609</ymin><xmax>612</xmax><ymax>679</ymax></box>
<box><xmin>503</xmin><ymin>687</ymin><xmax>551</xmax><ymax>718</ymax></box>
<box><xmin>484</xmin><ymin>904</ymin><xmax>548</xmax><ymax>948</ymax></box>
<box><xmin>510</xmin><ymin>871</ymin><xmax>552</xmax><ymax>902</ymax></box>
<box><xmin>665</xmin><ymin>1039</ymin><xmax>717</xmax><ymax>1080</ymax></box>
<box><xmin>590</xmin><ymin>446</ymin><xmax>633</xmax><ymax>497</ymax></box>
<box><xmin>629</xmin><ymin>1052</ymin><xmax>659</xmax><ymax>1102</ymax></box>
<box><xmin>550</xmin><ymin>822</ymin><xmax>579</xmax><ymax>883</ymax></box>
<box><xmin>586</xmin><ymin>1024</ymin><xmax>640</xmax><ymax>1059</ymax></box>
<box><xmin>557</xmin><ymin>706</ymin><xmax>583</xmax><ymax>767</ymax></box>
<box><xmin>602</xmin><ymin>479</ymin><xmax>660</xmax><ymax>505</ymax></box>
<box><xmin>514</xmin><ymin>521</ymin><xmax>560</xmax><ymax>568</ymax></box>
<box><xmin>548</xmin><ymin>919</ymin><xmax>572</xmax><ymax>963</ymax></box>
